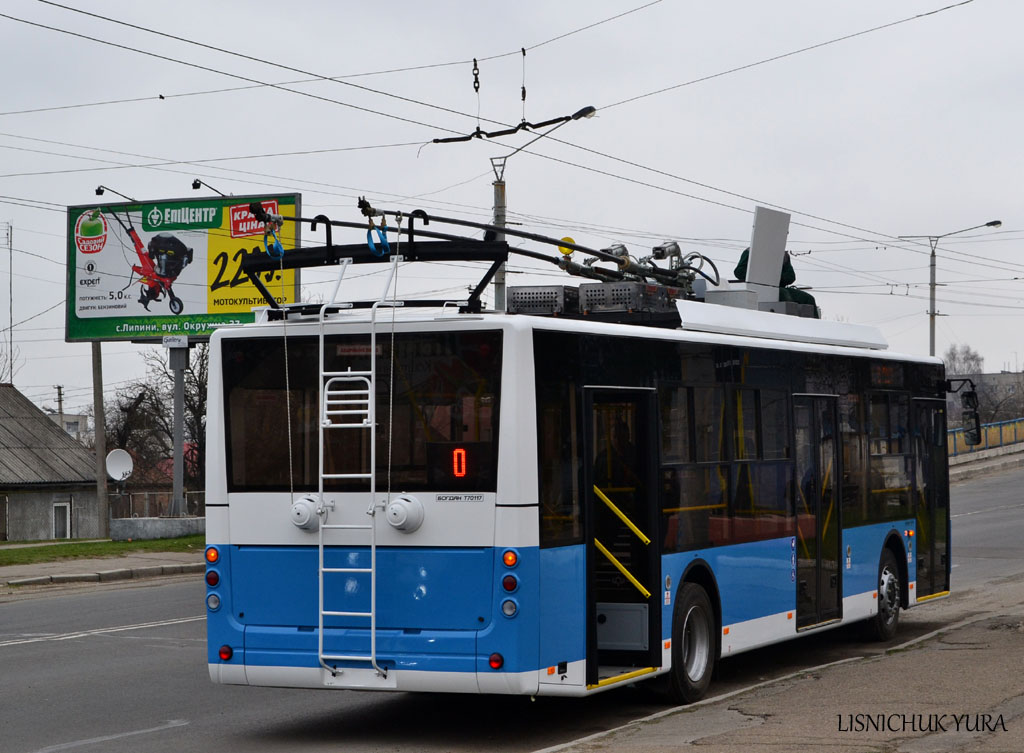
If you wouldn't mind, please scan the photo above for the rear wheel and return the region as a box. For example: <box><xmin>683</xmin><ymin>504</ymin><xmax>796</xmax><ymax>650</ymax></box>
<box><xmin>866</xmin><ymin>548</ymin><xmax>902</xmax><ymax>641</ymax></box>
<box><xmin>668</xmin><ymin>582</ymin><xmax>716</xmax><ymax>704</ymax></box>
<box><xmin>169</xmin><ymin>294</ymin><xmax>184</xmax><ymax>315</ymax></box>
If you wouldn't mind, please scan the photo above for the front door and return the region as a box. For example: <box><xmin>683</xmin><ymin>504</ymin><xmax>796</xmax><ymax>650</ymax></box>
<box><xmin>583</xmin><ymin>388</ymin><xmax>660</xmax><ymax>685</ymax></box>
<box><xmin>794</xmin><ymin>395</ymin><xmax>842</xmax><ymax>628</ymax></box>
<box><xmin>913</xmin><ymin>399</ymin><xmax>950</xmax><ymax>598</ymax></box>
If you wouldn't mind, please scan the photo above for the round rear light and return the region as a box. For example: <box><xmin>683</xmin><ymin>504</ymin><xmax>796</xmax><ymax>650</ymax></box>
<box><xmin>488</xmin><ymin>652</ymin><xmax>504</xmax><ymax>670</ymax></box>
<box><xmin>501</xmin><ymin>599</ymin><xmax>518</xmax><ymax>617</ymax></box>
<box><xmin>206</xmin><ymin>570</ymin><xmax>220</xmax><ymax>587</ymax></box>
<box><xmin>219</xmin><ymin>645</ymin><xmax>233</xmax><ymax>661</ymax></box>
<box><xmin>502</xmin><ymin>574</ymin><xmax>518</xmax><ymax>592</ymax></box>
<box><xmin>205</xmin><ymin>547</ymin><xmax>219</xmax><ymax>564</ymax></box>
<box><xmin>502</xmin><ymin>550</ymin><xmax>518</xmax><ymax>567</ymax></box>
<box><xmin>206</xmin><ymin>593</ymin><xmax>221</xmax><ymax>611</ymax></box>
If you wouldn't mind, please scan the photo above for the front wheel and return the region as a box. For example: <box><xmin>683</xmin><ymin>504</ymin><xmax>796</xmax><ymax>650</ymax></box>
<box><xmin>865</xmin><ymin>548</ymin><xmax>902</xmax><ymax>641</ymax></box>
<box><xmin>668</xmin><ymin>582</ymin><xmax>716</xmax><ymax>704</ymax></box>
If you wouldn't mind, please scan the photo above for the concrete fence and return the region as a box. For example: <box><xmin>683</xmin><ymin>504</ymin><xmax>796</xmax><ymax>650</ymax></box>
<box><xmin>948</xmin><ymin>417</ymin><xmax>1024</xmax><ymax>457</ymax></box>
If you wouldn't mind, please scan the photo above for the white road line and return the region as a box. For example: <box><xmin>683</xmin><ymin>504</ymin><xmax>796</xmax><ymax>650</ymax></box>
<box><xmin>31</xmin><ymin>719</ymin><xmax>189</xmax><ymax>753</ymax></box>
<box><xmin>952</xmin><ymin>502</ymin><xmax>1024</xmax><ymax>518</ymax></box>
<box><xmin>0</xmin><ymin>616</ymin><xmax>204</xmax><ymax>647</ymax></box>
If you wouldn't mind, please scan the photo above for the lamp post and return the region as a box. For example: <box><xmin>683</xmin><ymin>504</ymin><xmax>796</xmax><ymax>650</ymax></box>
<box><xmin>899</xmin><ymin>220</ymin><xmax>1002</xmax><ymax>356</ymax></box>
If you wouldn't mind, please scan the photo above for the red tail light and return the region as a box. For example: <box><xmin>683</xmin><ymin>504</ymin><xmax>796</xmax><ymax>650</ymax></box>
<box><xmin>488</xmin><ymin>653</ymin><xmax>504</xmax><ymax>670</ymax></box>
<box><xmin>219</xmin><ymin>645</ymin><xmax>233</xmax><ymax>661</ymax></box>
<box><xmin>502</xmin><ymin>574</ymin><xmax>518</xmax><ymax>592</ymax></box>
<box><xmin>205</xmin><ymin>570</ymin><xmax>220</xmax><ymax>587</ymax></box>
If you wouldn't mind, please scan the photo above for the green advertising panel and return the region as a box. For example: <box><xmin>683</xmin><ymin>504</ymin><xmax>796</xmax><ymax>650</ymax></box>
<box><xmin>66</xmin><ymin>194</ymin><xmax>300</xmax><ymax>342</ymax></box>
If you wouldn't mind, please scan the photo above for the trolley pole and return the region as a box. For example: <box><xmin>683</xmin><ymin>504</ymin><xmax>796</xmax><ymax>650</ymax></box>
<box><xmin>491</xmin><ymin>157</ymin><xmax>507</xmax><ymax>311</ymax></box>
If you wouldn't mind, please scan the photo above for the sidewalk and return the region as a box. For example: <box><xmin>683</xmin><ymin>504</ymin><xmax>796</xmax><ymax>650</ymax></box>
<box><xmin>539</xmin><ymin>582</ymin><xmax>1024</xmax><ymax>753</ymax></box>
<box><xmin>0</xmin><ymin>550</ymin><xmax>205</xmax><ymax>589</ymax></box>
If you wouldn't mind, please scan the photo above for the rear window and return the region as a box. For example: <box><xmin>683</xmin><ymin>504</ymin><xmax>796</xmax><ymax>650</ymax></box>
<box><xmin>223</xmin><ymin>331</ymin><xmax>502</xmax><ymax>492</ymax></box>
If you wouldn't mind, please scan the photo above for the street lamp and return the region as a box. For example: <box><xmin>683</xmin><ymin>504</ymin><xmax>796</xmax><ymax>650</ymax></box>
<box><xmin>192</xmin><ymin>178</ymin><xmax>227</xmax><ymax>196</ymax></box>
<box><xmin>899</xmin><ymin>220</ymin><xmax>1002</xmax><ymax>356</ymax></box>
<box><xmin>94</xmin><ymin>185</ymin><xmax>136</xmax><ymax>202</ymax></box>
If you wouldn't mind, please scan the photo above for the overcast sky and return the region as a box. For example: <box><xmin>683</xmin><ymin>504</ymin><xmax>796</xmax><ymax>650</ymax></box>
<box><xmin>1</xmin><ymin>0</ymin><xmax>1021</xmax><ymax>416</ymax></box>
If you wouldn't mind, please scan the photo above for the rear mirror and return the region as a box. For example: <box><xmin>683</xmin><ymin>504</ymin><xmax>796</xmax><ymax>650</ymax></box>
<box><xmin>961</xmin><ymin>391</ymin><xmax>982</xmax><ymax>446</ymax></box>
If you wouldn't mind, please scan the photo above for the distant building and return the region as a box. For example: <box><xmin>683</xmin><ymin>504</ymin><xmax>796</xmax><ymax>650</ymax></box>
<box><xmin>0</xmin><ymin>384</ymin><xmax>102</xmax><ymax>541</ymax></box>
<box><xmin>46</xmin><ymin>411</ymin><xmax>91</xmax><ymax>445</ymax></box>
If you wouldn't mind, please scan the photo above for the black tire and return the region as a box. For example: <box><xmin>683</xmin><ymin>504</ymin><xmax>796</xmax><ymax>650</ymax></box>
<box><xmin>865</xmin><ymin>547</ymin><xmax>902</xmax><ymax>641</ymax></box>
<box><xmin>169</xmin><ymin>295</ymin><xmax>184</xmax><ymax>315</ymax></box>
<box><xmin>668</xmin><ymin>582</ymin><xmax>716</xmax><ymax>704</ymax></box>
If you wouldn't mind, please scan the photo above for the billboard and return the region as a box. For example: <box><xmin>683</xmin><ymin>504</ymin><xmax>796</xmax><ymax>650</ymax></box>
<box><xmin>66</xmin><ymin>193</ymin><xmax>300</xmax><ymax>342</ymax></box>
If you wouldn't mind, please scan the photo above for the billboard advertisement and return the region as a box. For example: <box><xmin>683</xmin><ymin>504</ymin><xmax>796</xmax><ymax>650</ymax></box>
<box><xmin>66</xmin><ymin>193</ymin><xmax>300</xmax><ymax>342</ymax></box>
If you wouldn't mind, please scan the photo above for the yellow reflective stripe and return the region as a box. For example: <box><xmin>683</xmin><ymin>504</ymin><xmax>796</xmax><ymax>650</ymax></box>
<box><xmin>586</xmin><ymin>666</ymin><xmax>658</xmax><ymax>690</ymax></box>
<box><xmin>916</xmin><ymin>590</ymin><xmax>950</xmax><ymax>603</ymax></box>
<box><xmin>593</xmin><ymin>485</ymin><xmax>651</xmax><ymax>545</ymax></box>
<box><xmin>594</xmin><ymin>538</ymin><xmax>651</xmax><ymax>599</ymax></box>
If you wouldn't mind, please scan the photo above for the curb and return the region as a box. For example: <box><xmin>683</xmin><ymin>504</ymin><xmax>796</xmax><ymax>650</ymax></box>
<box><xmin>5</xmin><ymin>562</ymin><xmax>204</xmax><ymax>588</ymax></box>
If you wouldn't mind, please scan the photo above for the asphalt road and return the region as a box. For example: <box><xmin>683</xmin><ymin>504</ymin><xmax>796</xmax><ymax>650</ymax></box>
<box><xmin>1</xmin><ymin>467</ymin><xmax>1021</xmax><ymax>753</ymax></box>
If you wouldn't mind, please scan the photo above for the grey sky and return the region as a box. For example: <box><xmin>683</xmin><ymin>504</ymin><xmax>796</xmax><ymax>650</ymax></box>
<box><xmin>1</xmin><ymin>0</ymin><xmax>1020</xmax><ymax>415</ymax></box>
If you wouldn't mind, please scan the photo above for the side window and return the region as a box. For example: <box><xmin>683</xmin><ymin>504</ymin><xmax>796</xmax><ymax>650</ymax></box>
<box><xmin>659</xmin><ymin>384</ymin><xmax>691</xmax><ymax>464</ymax></box>
<box><xmin>694</xmin><ymin>386</ymin><xmax>726</xmax><ymax>462</ymax></box>
<box><xmin>868</xmin><ymin>392</ymin><xmax>912</xmax><ymax>521</ymax></box>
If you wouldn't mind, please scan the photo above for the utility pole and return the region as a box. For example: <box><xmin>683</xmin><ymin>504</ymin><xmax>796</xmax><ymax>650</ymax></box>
<box><xmin>491</xmin><ymin>157</ymin><xmax>508</xmax><ymax>311</ymax></box>
<box><xmin>54</xmin><ymin>385</ymin><xmax>64</xmax><ymax>427</ymax></box>
<box><xmin>91</xmin><ymin>343</ymin><xmax>109</xmax><ymax>537</ymax></box>
<box><xmin>2</xmin><ymin>222</ymin><xmax>11</xmax><ymax>383</ymax></box>
<box><xmin>899</xmin><ymin>219</ymin><xmax>1002</xmax><ymax>356</ymax></box>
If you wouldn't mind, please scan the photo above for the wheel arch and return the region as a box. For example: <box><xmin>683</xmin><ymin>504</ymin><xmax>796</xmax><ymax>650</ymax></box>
<box><xmin>679</xmin><ymin>558</ymin><xmax>722</xmax><ymax>658</ymax></box>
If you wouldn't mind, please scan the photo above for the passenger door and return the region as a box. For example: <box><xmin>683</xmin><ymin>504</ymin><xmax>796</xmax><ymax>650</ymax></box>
<box><xmin>794</xmin><ymin>395</ymin><xmax>842</xmax><ymax>628</ymax></box>
<box><xmin>582</xmin><ymin>388</ymin><xmax>661</xmax><ymax>686</ymax></box>
<box><xmin>913</xmin><ymin>399</ymin><xmax>950</xmax><ymax>598</ymax></box>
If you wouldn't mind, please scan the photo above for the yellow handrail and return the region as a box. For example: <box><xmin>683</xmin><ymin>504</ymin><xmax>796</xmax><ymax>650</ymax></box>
<box><xmin>593</xmin><ymin>485</ymin><xmax>651</xmax><ymax>545</ymax></box>
<box><xmin>594</xmin><ymin>538</ymin><xmax>651</xmax><ymax>599</ymax></box>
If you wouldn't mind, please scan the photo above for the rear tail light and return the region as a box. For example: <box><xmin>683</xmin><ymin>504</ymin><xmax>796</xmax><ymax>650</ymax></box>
<box><xmin>205</xmin><ymin>570</ymin><xmax>220</xmax><ymax>587</ymax></box>
<box><xmin>501</xmin><ymin>574</ymin><xmax>518</xmax><ymax>592</ymax></box>
<box><xmin>502</xmin><ymin>550</ymin><xmax>518</xmax><ymax>567</ymax></box>
<box><xmin>206</xmin><ymin>594</ymin><xmax>221</xmax><ymax>611</ymax></box>
<box><xmin>205</xmin><ymin>547</ymin><xmax>219</xmax><ymax>564</ymax></box>
<box><xmin>501</xmin><ymin>599</ymin><xmax>518</xmax><ymax>617</ymax></box>
<box><xmin>488</xmin><ymin>652</ymin><xmax>504</xmax><ymax>669</ymax></box>
<box><xmin>218</xmin><ymin>645</ymin><xmax>233</xmax><ymax>661</ymax></box>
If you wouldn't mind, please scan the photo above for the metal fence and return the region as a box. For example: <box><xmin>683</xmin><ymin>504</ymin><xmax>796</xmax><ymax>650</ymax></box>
<box><xmin>109</xmin><ymin>490</ymin><xmax>206</xmax><ymax>519</ymax></box>
<box><xmin>948</xmin><ymin>418</ymin><xmax>1024</xmax><ymax>457</ymax></box>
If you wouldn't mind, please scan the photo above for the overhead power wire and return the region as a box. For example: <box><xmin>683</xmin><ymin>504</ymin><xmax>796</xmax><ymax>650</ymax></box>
<box><xmin>5</xmin><ymin>1</ymin><xmax>968</xmax><ymax>261</ymax></box>
<box><xmin>600</xmin><ymin>0</ymin><xmax>976</xmax><ymax>110</ymax></box>
<box><xmin>18</xmin><ymin>0</ymin><xmax>662</xmax><ymax>125</ymax></box>
<box><xmin>0</xmin><ymin>10</ymin><xmax>456</xmax><ymax>135</ymax></box>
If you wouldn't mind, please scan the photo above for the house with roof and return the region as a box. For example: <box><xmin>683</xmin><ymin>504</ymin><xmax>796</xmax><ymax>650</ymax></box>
<box><xmin>0</xmin><ymin>384</ymin><xmax>103</xmax><ymax>541</ymax></box>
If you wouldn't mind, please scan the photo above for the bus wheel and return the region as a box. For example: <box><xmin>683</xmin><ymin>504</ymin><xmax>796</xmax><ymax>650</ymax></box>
<box><xmin>866</xmin><ymin>548</ymin><xmax>901</xmax><ymax>641</ymax></box>
<box><xmin>669</xmin><ymin>583</ymin><xmax>715</xmax><ymax>704</ymax></box>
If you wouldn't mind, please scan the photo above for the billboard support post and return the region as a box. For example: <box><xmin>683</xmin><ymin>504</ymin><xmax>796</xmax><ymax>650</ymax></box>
<box><xmin>165</xmin><ymin>336</ymin><xmax>188</xmax><ymax>517</ymax></box>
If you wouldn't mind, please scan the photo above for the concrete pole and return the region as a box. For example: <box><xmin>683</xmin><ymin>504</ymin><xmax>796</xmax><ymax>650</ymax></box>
<box><xmin>168</xmin><ymin>344</ymin><xmax>189</xmax><ymax>516</ymax></box>
<box><xmin>928</xmin><ymin>236</ymin><xmax>938</xmax><ymax>357</ymax></box>
<box><xmin>91</xmin><ymin>342</ymin><xmax>109</xmax><ymax>537</ymax></box>
<box><xmin>492</xmin><ymin>177</ymin><xmax>507</xmax><ymax>311</ymax></box>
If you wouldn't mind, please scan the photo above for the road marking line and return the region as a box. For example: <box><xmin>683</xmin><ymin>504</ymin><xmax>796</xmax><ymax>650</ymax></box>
<box><xmin>0</xmin><ymin>616</ymin><xmax>204</xmax><ymax>647</ymax></box>
<box><xmin>952</xmin><ymin>502</ymin><xmax>1024</xmax><ymax>518</ymax></box>
<box><xmin>31</xmin><ymin>719</ymin><xmax>189</xmax><ymax>752</ymax></box>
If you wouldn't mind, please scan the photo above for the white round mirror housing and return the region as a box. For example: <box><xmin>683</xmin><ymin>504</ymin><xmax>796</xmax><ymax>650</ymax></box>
<box><xmin>386</xmin><ymin>495</ymin><xmax>424</xmax><ymax>533</ymax></box>
<box><xmin>290</xmin><ymin>496</ymin><xmax>320</xmax><ymax>531</ymax></box>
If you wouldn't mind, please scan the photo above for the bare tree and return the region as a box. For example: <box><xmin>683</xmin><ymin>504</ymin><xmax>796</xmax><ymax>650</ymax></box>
<box><xmin>101</xmin><ymin>344</ymin><xmax>208</xmax><ymax>490</ymax></box>
<box><xmin>943</xmin><ymin>344</ymin><xmax>983</xmax><ymax>377</ymax></box>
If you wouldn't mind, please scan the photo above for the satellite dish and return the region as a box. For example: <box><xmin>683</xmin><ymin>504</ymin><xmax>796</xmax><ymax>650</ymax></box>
<box><xmin>105</xmin><ymin>448</ymin><xmax>134</xmax><ymax>482</ymax></box>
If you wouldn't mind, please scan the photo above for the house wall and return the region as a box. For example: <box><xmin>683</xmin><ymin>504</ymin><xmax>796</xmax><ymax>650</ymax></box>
<box><xmin>2</xmin><ymin>486</ymin><xmax>102</xmax><ymax>541</ymax></box>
